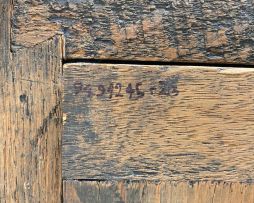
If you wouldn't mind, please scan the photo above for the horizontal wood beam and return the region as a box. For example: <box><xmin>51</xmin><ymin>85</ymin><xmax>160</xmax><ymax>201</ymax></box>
<box><xmin>12</xmin><ymin>0</ymin><xmax>254</xmax><ymax>64</ymax></box>
<box><xmin>63</xmin><ymin>180</ymin><xmax>254</xmax><ymax>203</ymax></box>
<box><xmin>63</xmin><ymin>63</ymin><xmax>254</xmax><ymax>183</ymax></box>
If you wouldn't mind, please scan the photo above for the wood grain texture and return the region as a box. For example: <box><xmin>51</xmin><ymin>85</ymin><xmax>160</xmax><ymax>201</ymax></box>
<box><xmin>0</xmin><ymin>0</ymin><xmax>11</xmax><ymax>71</ymax></box>
<box><xmin>63</xmin><ymin>63</ymin><xmax>254</xmax><ymax>182</ymax></box>
<box><xmin>0</xmin><ymin>35</ymin><xmax>63</xmax><ymax>202</ymax></box>
<box><xmin>63</xmin><ymin>180</ymin><xmax>254</xmax><ymax>203</ymax></box>
<box><xmin>12</xmin><ymin>0</ymin><xmax>254</xmax><ymax>64</ymax></box>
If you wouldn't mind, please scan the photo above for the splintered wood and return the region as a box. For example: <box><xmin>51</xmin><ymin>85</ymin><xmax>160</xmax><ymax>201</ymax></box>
<box><xmin>12</xmin><ymin>0</ymin><xmax>254</xmax><ymax>64</ymax></box>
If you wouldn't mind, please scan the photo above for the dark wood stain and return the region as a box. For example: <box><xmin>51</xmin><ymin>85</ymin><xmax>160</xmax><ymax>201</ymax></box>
<box><xmin>0</xmin><ymin>0</ymin><xmax>10</xmax><ymax>71</ymax></box>
<box><xmin>12</xmin><ymin>0</ymin><xmax>254</xmax><ymax>64</ymax></box>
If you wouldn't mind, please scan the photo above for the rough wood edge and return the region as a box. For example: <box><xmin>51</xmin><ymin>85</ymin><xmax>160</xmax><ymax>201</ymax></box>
<box><xmin>0</xmin><ymin>0</ymin><xmax>11</xmax><ymax>72</ymax></box>
<box><xmin>11</xmin><ymin>0</ymin><xmax>254</xmax><ymax>65</ymax></box>
<box><xmin>63</xmin><ymin>180</ymin><xmax>254</xmax><ymax>203</ymax></box>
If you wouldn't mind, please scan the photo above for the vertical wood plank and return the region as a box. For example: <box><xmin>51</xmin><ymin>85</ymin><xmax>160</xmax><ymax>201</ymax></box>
<box><xmin>0</xmin><ymin>0</ymin><xmax>11</xmax><ymax>72</ymax></box>
<box><xmin>0</xmin><ymin>0</ymin><xmax>11</xmax><ymax>200</ymax></box>
<box><xmin>0</xmin><ymin>19</ymin><xmax>63</xmax><ymax>202</ymax></box>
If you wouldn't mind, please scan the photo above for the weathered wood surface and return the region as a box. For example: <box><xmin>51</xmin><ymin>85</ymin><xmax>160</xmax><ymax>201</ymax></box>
<box><xmin>0</xmin><ymin>0</ymin><xmax>11</xmax><ymax>71</ymax></box>
<box><xmin>13</xmin><ymin>0</ymin><xmax>254</xmax><ymax>64</ymax></box>
<box><xmin>63</xmin><ymin>63</ymin><xmax>254</xmax><ymax>182</ymax></box>
<box><xmin>0</xmin><ymin>34</ymin><xmax>63</xmax><ymax>202</ymax></box>
<box><xmin>63</xmin><ymin>180</ymin><xmax>254</xmax><ymax>203</ymax></box>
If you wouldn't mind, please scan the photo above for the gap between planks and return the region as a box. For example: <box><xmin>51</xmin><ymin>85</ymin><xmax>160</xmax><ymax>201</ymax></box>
<box><xmin>63</xmin><ymin>58</ymin><xmax>254</xmax><ymax>68</ymax></box>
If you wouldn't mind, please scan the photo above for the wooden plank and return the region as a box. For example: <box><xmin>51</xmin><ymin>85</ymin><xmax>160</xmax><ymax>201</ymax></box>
<box><xmin>63</xmin><ymin>63</ymin><xmax>254</xmax><ymax>182</ymax></box>
<box><xmin>0</xmin><ymin>35</ymin><xmax>63</xmax><ymax>202</ymax></box>
<box><xmin>0</xmin><ymin>0</ymin><xmax>11</xmax><ymax>72</ymax></box>
<box><xmin>63</xmin><ymin>180</ymin><xmax>254</xmax><ymax>203</ymax></box>
<box><xmin>12</xmin><ymin>0</ymin><xmax>254</xmax><ymax>64</ymax></box>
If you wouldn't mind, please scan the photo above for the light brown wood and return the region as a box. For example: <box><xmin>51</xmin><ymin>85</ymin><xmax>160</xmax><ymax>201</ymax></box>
<box><xmin>63</xmin><ymin>180</ymin><xmax>254</xmax><ymax>203</ymax></box>
<box><xmin>0</xmin><ymin>34</ymin><xmax>63</xmax><ymax>201</ymax></box>
<box><xmin>12</xmin><ymin>0</ymin><xmax>254</xmax><ymax>64</ymax></box>
<box><xmin>63</xmin><ymin>63</ymin><xmax>254</xmax><ymax>183</ymax></box>
<box><xmin>7</xmin><ymin>1</ymin><xmax>254</xmax><ymax>201</ymax></box>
